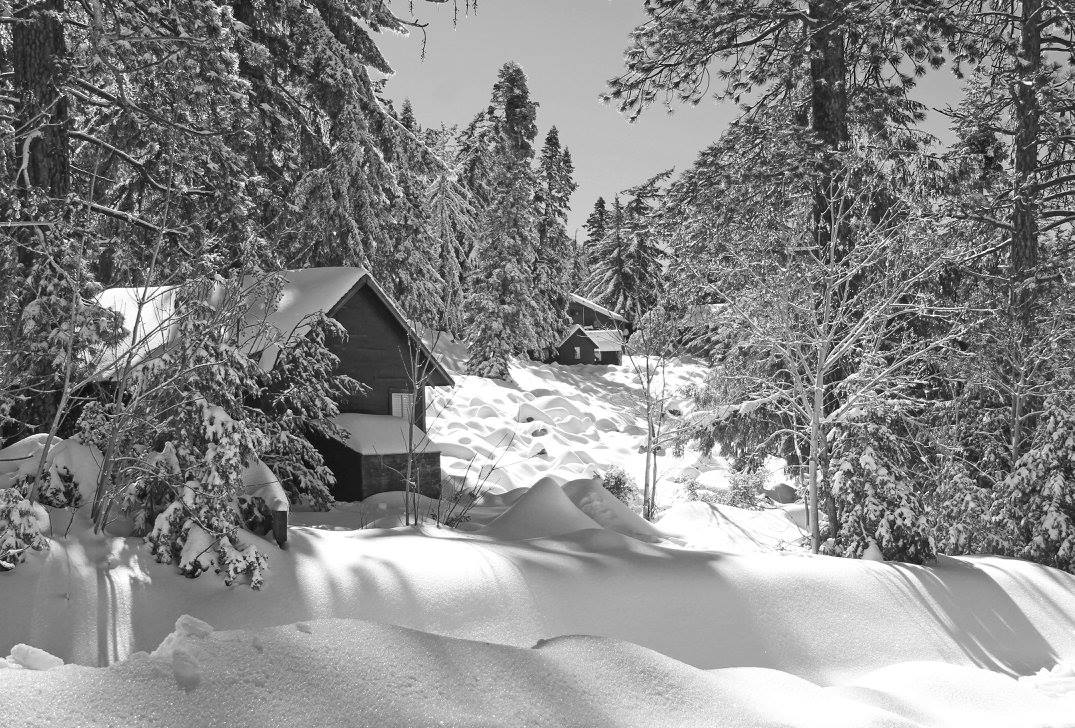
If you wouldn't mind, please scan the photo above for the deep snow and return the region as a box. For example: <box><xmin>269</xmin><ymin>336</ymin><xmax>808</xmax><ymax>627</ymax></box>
<box><xmin>3</xmin><ymin>615</ymin><xmax>1073</xmax><ymax>728</ymax></box>
<box><xmin>2</xmin><ymin>340</ymin><xmax>1075</xmax><ymax>726</ymax></box>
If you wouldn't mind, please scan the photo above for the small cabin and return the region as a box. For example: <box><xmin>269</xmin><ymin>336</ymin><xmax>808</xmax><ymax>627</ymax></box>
<box><xmin>97</xmin><ymin>267</ymin><xmax>453</xmax><ymax>503</ymax></box>
<box><xmin>260</xmin><ymin>268</ymin><xmax>453</xmax><ymax>501</ymax></box>
<box><xmin>555</xmin><ymin>325</ymin><xmax>625</xmax><ymax>366</ymax></box>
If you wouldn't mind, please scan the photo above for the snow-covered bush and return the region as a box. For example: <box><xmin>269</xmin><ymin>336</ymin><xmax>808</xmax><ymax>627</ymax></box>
<box><xmin>77</xmin><ymin>274</ymin><xmax>357</xmax><ymax>588</ymax></box>
<box><xmin>709</xmin><ymin>471</ymin><xmax>767</xmax><ymax>510</ymax></box>
<box><xmin>0</xmin><ymin>204</ymin><xmax>122</xmax><ymax>446</ymax></box>
<box><xmin>601</xmin><ymin>466</ymin><xmax>640</xmax><ymax>508</ymax></box>
<box><xmin>926</xmin><ymin>461</ymin><xmax>1005</xmax><ymax>557</ymax></box>
<box><xmin>831</xmin><ymin>417</ymin><xmax>935</xmax><ymax>564</ymax></box>
<box><xmin>253</xmin><ymin>313</ymin><xmax>360</xmax><ymax>509</ymax></box>
<box><xmin>0</xmin><ymin>486</ymin><xmax>50</xmax><ymax>570</ymax></box>
<box><xmin>995</xmin><ymin>385</ymin><xmax>1075</xmax><ymax>573</ymax></box>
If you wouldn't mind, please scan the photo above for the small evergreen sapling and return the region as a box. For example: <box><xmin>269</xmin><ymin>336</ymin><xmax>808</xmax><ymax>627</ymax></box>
<box><xmin>831</xmin><ymin>414</ymin><xmax>935</xmax><ymax>564</ymax></box>
<box><xmin>997</xmin><ymin>382</ymin><xmax>1075</xmax><ymax>573</ymax></box>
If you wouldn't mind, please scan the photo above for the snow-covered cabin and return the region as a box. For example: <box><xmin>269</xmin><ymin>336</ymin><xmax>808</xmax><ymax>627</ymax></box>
<box><xmin>554</xmin><ymin>325</ymin><xmax>625</xmax><ymax>366</ymax></box>
<box><xmin>566</xmin><ymin>293</ymin><xmax>627</xmax><ymax>331</ymax></box>
<box><xmin>96</xmin><ymin>267</ymin><xmax>454</xmax><ymax>502</ymax></box>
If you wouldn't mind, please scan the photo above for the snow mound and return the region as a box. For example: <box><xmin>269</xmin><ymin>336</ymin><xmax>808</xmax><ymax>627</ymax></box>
<box><xmin>562</xmin><ymin>477</ymin><xmax>665</xmax><ymax>542</ymax></box>
<box><xmin>0</xmin><ymin>434</ymin><xmax>50</xmax><ymax>488</ymax></box>
<box><xmin>2</xmin><ymin>617</ymin><xmax>1073</xmax><ymax>727</ymax></box>
<box><xmin>516</xmin><ymin>402</ymin><xmax>557</xmax><ymax>425</ymax></box>
<box><xmin>480</xmin><ymin>480</ymin><xmax>603</xmax><ymax>540</ymax></box>
<box><xmin>655</xmin><ymin>502</ymin><xmax>806</xmax><ymax>552</ymax></box>
<box><xmin>1</xmin><ymin>644</ymin><xmax>64</xmax><ymax>671</ymax></box>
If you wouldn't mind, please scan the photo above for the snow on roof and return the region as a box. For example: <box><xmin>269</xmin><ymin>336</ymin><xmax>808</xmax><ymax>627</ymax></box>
<box><xmin>245</xmin><ymin>267</ymin><xmax>367</xmax><ymax>370</ymax></box>
<box><xmin>559</xmin><ymin>325</ymin><xmax>624</xmax><ymax>352</ymax></box>
<box><xmin>93</xmin><ymin>268</ymin><xmax>451</xmax><ymax>384</ymax></box>
<box><xmin>586</xmin><ymin>329</ymin><xmax>625</xmax><ymax>352</ymax></box>
<box><xmin>567</xmin><ymin>293</ymin><xmax>626</xmax><ymax>323</ymax></box>
<box><xmin>330</xmin><ymin>413</ymin><xmax>439</xmax><ymax>456</ymax></box>
<box><xmin>94</xmin><ymin>285</ymin><xmax>181</xmax><ymax>375</ymax></box>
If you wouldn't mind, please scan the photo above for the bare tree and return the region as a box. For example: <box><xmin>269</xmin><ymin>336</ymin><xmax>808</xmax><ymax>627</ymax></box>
<box><xmin>624</xmin><ymin>305</ymin><xmax>683</xmax><ymax>521</ymax></box>
<box><xmin>688</xmin><ymin>161</ymin><xmax>974</xmax><ymax>552</ymax></box>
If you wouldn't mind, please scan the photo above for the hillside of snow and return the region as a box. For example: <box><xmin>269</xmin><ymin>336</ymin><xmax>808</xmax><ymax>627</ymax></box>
<box><xmin>424</xmin><ymin>333</ymin><xmax>787</xmax><ymax>516</ymax></box>
<box><xmin>2</xmin><ymin>341</ymin><xmax>1075</xmax><ymax>726</ymax></box>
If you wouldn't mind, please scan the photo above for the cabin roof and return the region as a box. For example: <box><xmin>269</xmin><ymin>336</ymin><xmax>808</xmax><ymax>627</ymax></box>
<box><xmin>330</xmin><ymin>413</ymin><xmax>439</xmax><ymax>455</ymax></box>
<box><xmin>95</xmin><ymin>267</ymin><xmax>454</xmax><ymax>386</ymax></box>
<box><xmin>567</xmin><ymin>293</ymin><xmax>627</xmax><ymax>323</ymax></box>
<box><xmin>559</xmin><ymin>325</ymin><xmax>624</xmax><ymax>352</ymax></box>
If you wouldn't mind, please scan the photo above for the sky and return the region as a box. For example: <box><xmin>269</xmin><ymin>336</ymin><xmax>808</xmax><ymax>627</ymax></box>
<box><xmin>378</xmin><ymin>0</ymin><xmax>963</xmax><ymax>234</ymax></box>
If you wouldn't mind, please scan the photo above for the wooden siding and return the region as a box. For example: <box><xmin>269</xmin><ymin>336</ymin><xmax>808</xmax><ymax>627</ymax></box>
<box><xmin>309</xmin><ymin>428</ymin><xmax>441</xmax><ymax>501</ymax></box>
<box><xmin>361</xmin><ymin>451</ymin><xmax>442</xmax><ymax>499</ymax></box>
<box><xmin>328</xmin><ymin>284</ymin><xmax>438</xmax><ymax>429</ymax></box>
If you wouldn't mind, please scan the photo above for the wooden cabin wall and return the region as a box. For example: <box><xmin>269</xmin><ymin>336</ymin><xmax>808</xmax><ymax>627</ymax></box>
<box><xmin>330</xmin><ymin>286</ymin><xmax>429</xmax><ymax>429</ymax></box>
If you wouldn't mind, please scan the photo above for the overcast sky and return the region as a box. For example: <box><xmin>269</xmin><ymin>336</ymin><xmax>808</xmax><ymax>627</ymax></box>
<box><xmin>378</xmin><ymin>1</ymin><xmax>962</xmax><ymax>233</ymax></box>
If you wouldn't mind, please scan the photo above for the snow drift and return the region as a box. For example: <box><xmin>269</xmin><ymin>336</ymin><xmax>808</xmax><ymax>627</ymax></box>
<box><xmin>1</xmin><ymin>615</ymin><xmax>1072</xmax><ymax>728</ymax></box>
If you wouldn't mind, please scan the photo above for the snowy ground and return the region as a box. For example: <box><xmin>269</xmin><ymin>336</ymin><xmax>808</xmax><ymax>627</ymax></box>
<box><xmin>2</xmin><ymin>340</ymin><xmax>1075</xmax><ymax>726</ymax></box>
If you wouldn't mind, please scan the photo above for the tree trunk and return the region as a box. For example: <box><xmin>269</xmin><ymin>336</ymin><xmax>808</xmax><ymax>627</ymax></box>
<box><xmin>643</xmin><ymin>428</ymin><xmax>654</xmax><ymax>521</ymax></box>
<box><xmin>1009</xmin><ymin>0</ymin><xmax>1042</xmax><ymax>463</ymax></box>
<box><xmin>13</xmin><ymin>0</ymin><xmax>70</xmax><ymax>198</ymax></box>
<box><xmin>807</xmin><ymin>379</ymin><xmax>825</xmax><ymax>553</ymax></box>
<box><xmin>808</xmin><ymin>1</ymin><xmax>850</xmax><ymax>153</ymax></box>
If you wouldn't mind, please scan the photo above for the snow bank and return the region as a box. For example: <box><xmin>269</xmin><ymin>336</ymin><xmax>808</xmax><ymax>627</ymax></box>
<box><xmin>0</xmin><ymin>434</ymin><xmax>51</xmax><ymax>488</ymax></box>
<box><xmin>656</xmin><ymin>501</ymin><xmax>807</xmax><ymax>552</ymax></box>
<box><xmin>480</xmin><ymin>480</ymin><xmax>602</xmax><ymax>540</ymax></box>
<box><xmin>5</xmin><ymin>519</ymin><xmax>1075</xmax><ymax>692</ymax></box>
<box><xmin>562</xmin><ymin>477</ymin><xmax>665</xmax><ymax>542</ymax></box>
<box><xmin>0</xmin><ymin>643</ymin><xmax>64</xmax><ymax>671</ymax></box>
<box><xmin>0</xmin><ymin>435</ymin><xmax>103</xmax><ymax>505</ymax></box>
<box><xmin>1</xmin><ymin>616</ymin><xmax>1072</xmax><ymax>728</ymax></box>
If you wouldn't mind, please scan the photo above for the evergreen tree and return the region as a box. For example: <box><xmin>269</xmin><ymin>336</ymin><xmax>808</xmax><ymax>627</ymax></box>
<box><xmin>372</xmin><ymin>100</ymin><xmax>443</xmax><ymax>327</ymax></box>
<box><xmin>465</xmin><ymin>63</ymin><xmax>543</xmax><ymax>378</ymax></box>
<box><xmin>997</xmin><ymin>373</ymin><xmax>1075</xmax><ymax>573</ymax></box>
<box><xmin>586</xmin><ymin>196</ymin><xmax>628</xmax><ymax>310</ymax></box>
<box><xmin>533</xmin><ymin>127</ymin><xmax>577</xmax><ymax>349</ymax></box>
<box><xmin>559</xmin><ymin>150</ymin><xmax>586</xmax><ymax>290</ymax></box>
<box><xmin>581</xmin><ymin>196</ymin><xmax>609</xmax><ymax>287</ymax></box>
<box><xmin>586</xmin><ymin>172</ymin><xmax>668</xmax><ymax>320</ymax></box>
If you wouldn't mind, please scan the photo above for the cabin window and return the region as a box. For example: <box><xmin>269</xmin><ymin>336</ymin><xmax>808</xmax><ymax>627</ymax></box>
<box><xmin>594</xmin><ymin>351</ymin><xmax>602</xmax><ymax>362</ymax></box>
<box><xmin>391</xmin><ymin>391</ymin><xmax>416</xmax><ymax>420</ymax></box>
<box><xmin>574</xmin><ymin>346</ymin><xmax>581</xmax><ymax>360</ymax></box>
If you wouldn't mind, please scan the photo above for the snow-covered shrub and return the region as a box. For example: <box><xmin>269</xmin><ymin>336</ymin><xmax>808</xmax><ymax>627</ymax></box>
<box><xmin>995</xmin><ymin>385</ymin><xmax>1075</xmax><ymax>573</ymax></box>
<box><xmin>32</xmin><ymin>466</ymin><xmax>82</xmax><ymax>510</ymax></box>
<box><xmin>252</xmin><ymin>313</ymin><xmax>360</xmax><ymax>509</ymax></box>
<box><xmin>601</xmin><ymin>466</ymin><xmax>640</xmax><ymax>508</ymax></box>
<box><xmin>0</xmin><ymin>202</ymin><xmax>122</xmax><ymax>445</ymax></box>
<box><xmin>709</xmin><ymin>471</ymin><xmax>767</xmax><ymax>510</ymax></box>
<box><xmin>78</xmin><ymin>274</ymin><xmax>355</xmax><ymax>588</ymax></box>
<box><xmin>926</xmin><ymin>462</ymin><xmax>1004</xmax><ymax>557</ymax></box>
<box><xmin>0</xmin><ymin>487</ymin><xmax>50</xmax><ymax>570</ymax></box>
<box><xmin>831</xmin><ymin>416</ymin><xmax>935</xmax><ymax>563</ymax></box>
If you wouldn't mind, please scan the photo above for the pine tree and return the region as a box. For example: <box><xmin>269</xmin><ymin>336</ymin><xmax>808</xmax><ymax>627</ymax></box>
<box><xmin>997</xmin><ymin>378</ymin><xmax>1075</xmax><ymax>573</ymax></box>
<box><xmin>559</xmin><ymin>149</ymin><xmax>586</xmax><ymax>290</ymax></box>
<box><xmin>372</xmin><ymin>100</ymin><xmax>443</xmax><ymax>327</ymax></box>
<box><xmin>586</xmin><ymin>196</ymin><xmax>628</xmax><ymax>310</ymax></box>
<box><xmin>465</xmin><ymin>62</ymin><xmax>543</xmax><ymax>378</ymax></box>
<box><xmin>585</xmin><ymin>172</ymin><xmax>668</xmax><ymax>320</ymax></box>
<box><xmin>533</xmin><ymin>127</ymin><xmax>577</xmax><ymax>350</ymax></box>
<box><xmin>581</xmin><ymin>196</ymin><xmax>609</xmax><ymax>289</ymax></box>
